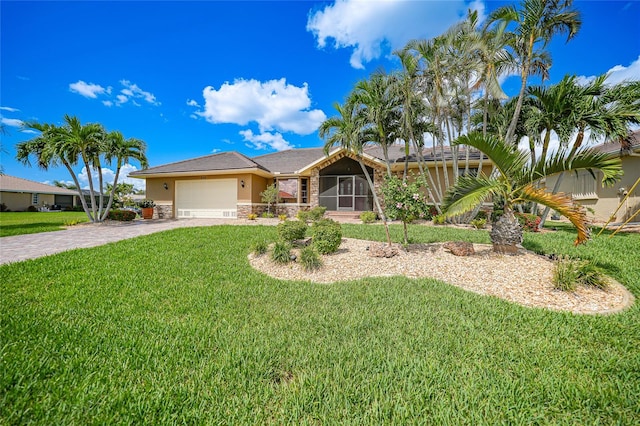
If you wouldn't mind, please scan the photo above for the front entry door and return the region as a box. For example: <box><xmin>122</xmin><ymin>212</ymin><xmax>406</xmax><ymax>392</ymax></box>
<box><xmin>338</xmin><ymin>176</ymin><xmax>354</xmax><ymax>210</ymax></box>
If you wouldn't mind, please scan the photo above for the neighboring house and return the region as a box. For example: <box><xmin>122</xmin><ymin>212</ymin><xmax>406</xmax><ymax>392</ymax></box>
<box><xmin>129</xmin><ymin>145</ymin><xmax>492</xmax><ymax>219</ymax></box>
<box><xmin>0</xmin><ymin>175</ymin><xmax>78</xmax><ymax>211</ymax></box>
<box><xmin>545</xmin><ymin>130</ymin><xmax>640</xmax><ymax>223</ymax></box>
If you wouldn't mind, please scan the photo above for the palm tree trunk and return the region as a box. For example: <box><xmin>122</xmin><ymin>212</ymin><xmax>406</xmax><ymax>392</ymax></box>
<box><xmin>359</xmin><ymin>159</ymin><xmax>392</xmax><ymax>245</ymax></box>
<box><xmin>101</xmin><ymin>161</ymin><xmax>122</xmax><ymax>221</ymax></box>
<box><xmin>81</xmin><ymin>153</ymin><xmax>98</xmax><ymax>222</ymax></box>
<box><xmin>505</xmin><ymin>62</ymin><xmax>530</xmax><ymax>143</ymax></box>
<box><xmin>538</xmin><ymin>129</ymin><xmax>586</xmax><ymax>229</ymax></box>
<box><xmin>63</xmin><ymin>161</ymin><xmax>93</xmax><ymax>221</ymax></box>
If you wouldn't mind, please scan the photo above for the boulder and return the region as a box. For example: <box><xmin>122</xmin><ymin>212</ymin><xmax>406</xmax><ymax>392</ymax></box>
<box><xmin>443</xmin><ymin>241</ymin><xmax>475</xmax><ymax>256</ymax></box>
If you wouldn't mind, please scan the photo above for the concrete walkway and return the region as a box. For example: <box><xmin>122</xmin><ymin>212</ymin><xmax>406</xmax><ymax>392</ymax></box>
<box><xmin>0</xmin><ymin>218</ymin><xmax>255</xmax><ymax>265</ymax></box>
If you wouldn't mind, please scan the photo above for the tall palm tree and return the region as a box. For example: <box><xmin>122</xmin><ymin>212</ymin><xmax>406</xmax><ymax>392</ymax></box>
<box><xmin>100</xmin><ymin>131</ymin><xmax>149</xmax><ymax>221</ymax></box>
<box><xmin>319</xmin><ymin>99</ymin><xmax>392</xmax><ymax>246</ymax></box>
<box><xmin>17</xmin><ymin>121</ymin><xmax>97</xmax><ymax>220</ymax></box>
<box><xmin>488</xmin><ymin>0</ymin><xmax>581</xmax><ymax>143</ymax></box>
<box><xmin>535</xmin><ymin>75</ymin><xmax>640</xmax><ymax>227</ymax></box>
<box><xmin>351</xmin><ymin>72</ymin><xmax>398</xmax><ymax>177</ymax></box>
<box><xmin>442</xmin><ymin>132</ymin><xmax>622</xmax><ymax>253</ymax></box>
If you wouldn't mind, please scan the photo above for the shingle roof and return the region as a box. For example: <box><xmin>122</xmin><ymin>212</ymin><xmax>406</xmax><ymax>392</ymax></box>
<box><xmin>130</xmin><ymin>151</ymin><xmax>268</xmax><ymax>176</ymax></box>
<box><xmin>590</xmin><ymin>130</ymin><xmax>640</xmax><ymax>156</ymax></box>
<box><xmin>252</xmin><ymin>147</ymin><xmax>327</xmax><ymax>174</ymax></box>
<box><xmin>363</xmin><ymin>143</ymin><xmax>483</xmax><ymax>163</ymax></box>
<box><xmin>0</xmin><ymin>175</ymin><xmax>78</xmax><ymax>195</ymax></box>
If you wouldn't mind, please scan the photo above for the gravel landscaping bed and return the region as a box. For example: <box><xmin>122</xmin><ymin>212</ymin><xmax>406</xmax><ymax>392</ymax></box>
<box><xmin>249</xmin><ymin>238</ymin><xmax>634</xmax><ymax>315</ymax></box>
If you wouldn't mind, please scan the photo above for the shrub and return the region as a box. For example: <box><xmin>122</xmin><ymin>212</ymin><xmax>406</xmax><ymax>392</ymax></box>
<box><xmin>471</xmin><ymin>218</ymin><xmax>487</xmax><ymax>229</ymax></box>
<box><xmin>475</xmin><ymin>210</ymin><xmax>488</xmax><ymax>221</ymax></box>
<box><xmin>553</xmin><ymin>256</ymin><xmax>579</xmax><ymax>292</ymax></box>
<box><xmin>491</xmin><ymin>209</ymin><xmax>504</xmax><ymax>222</ymax></box>
<box><xmin>299</xmin><ymin>246</ymin><xmax>323</xmax><ymax>271</ymax></box>
<box><xmin>553</xmin><ymin>257</ymin><xmax>610</xmax><ymax>291</ymax></box>
<box><xmin>138</xmin><ymin>199</ymin><xmax>155</xmax><ymax>208</ymax></box>
<box><xmin>277</xmin><ymin>220</ymin><xmax>307</xmax><ymax>242</ymax></box>
<box><xmin>107</xmin><ymin>209</ymin><xmax>136</xmax><ymax>221</ymax></box>
<box><xmin>360</xmin><ymin>211</ymin><xmax>377</xmax><ymax>224</ymax></box>
<box><xmin>271</xmin><ymin>241</ymin><xmax>292</xmax><ymax>264</ymax></box>
<box><xmin>278</xmin><ymin>214</ymin><xmax>288</xmax><ymax>221</ymax></box>
<box><xmin>251</xmin><ymin>240</ymin><xmax>268</xmax><ymax>255</ymax></box>
<box><xmin>312</xmin><ymin>218</ymin><xmax>342</xmax><ymax>254</ymax></box>
<box><xmin>261</xmin><ymin>212</ymin><xmax>275</xmax><ymax>218</ymax></box>
<box><xmin>297</xmin><ymin>206</ymin><xmax>327</xmax><ymax>223</ymax></box>
<box><xmin>27</xmin><ymin>205</ymin><xmax>38</xmax><ymax>212</ymax></box>
<box><xmin>433</xmin><ymin>214</ymin><xmax>446</xmax><ymax>225</ymax></box>
<box><xmin>247</xmin><ymin>213</ymin><xmax>257</xmax><ymax>220</ymax></box>
<box><xmin>63</xmin><ymin>219</ymin><xmax>82</xmax><ymax>227</ymax></box>
<box><xmin>0</xmin><ymin>203</ymin><xmax>7</xmax><ymax>212</ymax></box>
<box><xmin>515</xmin><ymin>213</ymin><xmax>541</xmax><ymax>232</ymax></box>
<box><xmin>297</xmin><ymin>210</ymin><xmax>310</xmax><ymax>222</ymax></box>
<box><xmin>308</xmin><ymin>206</ymin><xmax>327</xmax><ymax>222</ymax></box>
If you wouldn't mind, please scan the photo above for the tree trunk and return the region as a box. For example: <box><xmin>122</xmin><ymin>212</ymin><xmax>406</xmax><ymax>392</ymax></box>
<box><xmin>359</xmin><ymin>159</ymin><xmax>391</xmax><ymax>246</ymax></box>
<box><xmin>490</xmin><ymin>209</ymin><xmax>523</xmax><ymax>254</ymax></box>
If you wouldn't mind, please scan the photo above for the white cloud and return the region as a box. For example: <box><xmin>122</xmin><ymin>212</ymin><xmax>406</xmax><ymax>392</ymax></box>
<box><xmin>240</xmin><ymin>129</ymin><xmax>294</xmax><ymax>152</ymax></box>
<box><xmin>69</xmin><ymin>79</ymin><xmax>159</xmax><ymax>107</ymax></box>
<box><xmin>577</xmin><ymin>55</ymin><xmax>640</xmax><ymax>86</ymax></box>
<box><xmin>1</xmin><ymin>117</ymin><xmax>23</xmax><ymax>127</ymax></box>
<box><xmin>186</xmin><ymin>99</ymin><xmax>200</xmax><ymax>107</ymax></box>
<box><xmin>0</xmin><ymin>106</ymin><xmax>20</xmax><ymax>112</ymax></box>
<box><xmin>307</xmin><ymin>0</ymin><xmax>485</xmax><ymax>69</ymax></box>
<box><xmin>69</xmin><ymin>80</ymin><xmax>107</xmax><ymax>98</ymax></box>
<box><xmin>195</xmin><ymin>78</ymin><xmax>326</xmax><ymax>135</ymax></box>
<box><xmin>78</xmin><ymin>164</ymin><xmax>145</xmax><ymax>192</ymax></box>
<box><xmin>119</xmin><ymin>80</ymin><xmax>160</xmax><ymax>106</ymax></box>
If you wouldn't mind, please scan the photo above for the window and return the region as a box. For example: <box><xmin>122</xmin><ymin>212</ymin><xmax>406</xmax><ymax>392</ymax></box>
<box><xmin>572</xmin><ymin>170</ymin><xmax>598</xmax><ymax>199</ymax></box>
<box><xmin>277</xmin><ymin>178</ymin><xmax>298</xmax><ymax>203</ymax></box>
<box><xmin>32</xmin><ymin>193</ymin><xmax>39</xmax><ymax>205</ymax></box>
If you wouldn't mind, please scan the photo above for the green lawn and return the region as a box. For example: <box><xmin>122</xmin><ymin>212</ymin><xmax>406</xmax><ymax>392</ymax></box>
<box><xmin>0</xmin><ymin>211</ymin><xmax>90</xmax><ymax>237</ymax></box>
<box><xmin>1</xmin><ymin>224</ymin><xmax>638</xmax><ymax>424</ymax></box>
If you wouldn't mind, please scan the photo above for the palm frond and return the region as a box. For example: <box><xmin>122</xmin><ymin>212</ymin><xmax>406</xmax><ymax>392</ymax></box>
<box><xmin>442</xmin><ymin>174</ymin><xmax>503</xmax><ymax>217</ymax></box>
<box><xmin>519</xmin><ymin>184</ymin><xmax>589</xmax><ymax>245</ymax></box>
<box><xmin>528</xmin><ymin>147</ymin><xmax>623</xmax><ymax>187</ymax></box>
<box><xmin>453</xmin><ymin>132</ymin><xmax>527</xmax><ymax>177</ymax></box>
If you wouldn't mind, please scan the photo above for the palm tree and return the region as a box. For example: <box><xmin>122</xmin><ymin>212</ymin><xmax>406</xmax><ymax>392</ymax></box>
<box><xmin>442</xmin><ymin>132</ymin><xmax>622</xmax><ymax>253</ymax></box>
<box><xmin>319</xmin><ymin>99</ymin><xmax>392</xmax><ymax>246</ymax></box>
<box><xmin>17</xmin><ymin>116</ymin><xmax>147</xmax><ymax>223</ymax></box>
<box><xmin>488</xmin><ymin>0</ymin><xmax>581</xmax><ymax>143</ymax></box>
<box><xmin>534</xmin><ymin>75</ymin><xmax>640</xmax><ymax>227</ymax></box>
<box><xmin>100</xmin><ymin>131</ymin><xmax>148</xmax><ymax>221</ymax></box>
<box><xmin>351</xmin><ymin>72</ymin><xmax>398</xmax><ymax>177</ymax></box>
<box><xmin>17</xmin><ymin>121</ymin><xmax>96</xmax><ymax>220</ymax></box>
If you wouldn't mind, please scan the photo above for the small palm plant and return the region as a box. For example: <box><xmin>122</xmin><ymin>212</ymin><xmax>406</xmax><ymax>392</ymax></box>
<box><xmin>442</xmin><ymin>132</ymin><xmax>622</xmax><ymax>253</ymax></box>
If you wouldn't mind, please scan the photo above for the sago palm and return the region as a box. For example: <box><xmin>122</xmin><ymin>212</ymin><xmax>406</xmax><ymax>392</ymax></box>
<box><xmin>442</xmin><ymin>132</ymin><xmax>622</xmax><ymax>253</ymax></box>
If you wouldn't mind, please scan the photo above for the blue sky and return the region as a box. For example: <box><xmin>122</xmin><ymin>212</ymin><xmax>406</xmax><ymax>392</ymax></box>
<box><xmin>2</xmin><ymin>0</ymin><xmax>639</xmax><ymax>191</ymax></box>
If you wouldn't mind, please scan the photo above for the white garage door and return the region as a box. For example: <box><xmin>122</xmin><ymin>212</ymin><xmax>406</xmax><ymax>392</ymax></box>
<box><xmin>176</xmin><ymin>179</ymin><xmax>237</xmax><ymax>219</ymax></box>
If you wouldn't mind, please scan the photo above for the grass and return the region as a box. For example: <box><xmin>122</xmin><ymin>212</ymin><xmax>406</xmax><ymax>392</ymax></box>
<box><xmin>1</xmin><ymin>224</ymin><xmax>639</xmax><ymax>424</ymax></box>
<box><xmin>0</xmin><ymin>211</ymin><xmax>90</xmax><ymax>237</ymax></box>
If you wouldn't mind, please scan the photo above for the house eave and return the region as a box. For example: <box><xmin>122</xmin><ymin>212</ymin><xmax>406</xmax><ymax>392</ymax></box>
<box><xmin>129</xmin><ymin>167</ymin><xmax>274</xmax><ymax>179</ymax></box>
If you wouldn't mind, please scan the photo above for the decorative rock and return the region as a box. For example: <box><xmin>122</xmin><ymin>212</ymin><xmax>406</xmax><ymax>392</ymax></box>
<box><xmin>443</xmin><ymin>241</ymin><xmax>475</xmax><ymax>256</ymax></box>
<box><xmin>368</xmin><ymin>243</ymin><xmax>399</xmax><ymax>258</ymax></box>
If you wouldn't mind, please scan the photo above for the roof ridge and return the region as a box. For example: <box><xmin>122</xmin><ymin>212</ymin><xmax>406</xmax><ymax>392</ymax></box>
<box><xmin>0</xmin><ymin>174</ymin><xmax>64</xmax><ymax>188</ymax></box>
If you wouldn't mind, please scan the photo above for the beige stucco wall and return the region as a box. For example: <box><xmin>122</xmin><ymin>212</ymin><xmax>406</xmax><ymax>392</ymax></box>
<box><xmin>0</xmin><ymin>192</ymin><xmax>56</xmax><ymax>211</ymax></box>
<box><xmin>545</xmin><ymin>156</ymin><xmax>640</xmax><ymax>222</ymax></box>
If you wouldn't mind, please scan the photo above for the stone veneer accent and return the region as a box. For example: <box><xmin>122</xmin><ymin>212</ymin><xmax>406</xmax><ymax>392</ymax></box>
<box><xmin>155</xmin><ymin>203</ymin><xmax>173</xmax><ymax>219</ymax></box>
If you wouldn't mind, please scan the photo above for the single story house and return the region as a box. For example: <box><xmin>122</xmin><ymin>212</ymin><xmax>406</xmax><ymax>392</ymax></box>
<box><xmin>0</xmin><ymin>175</ymin><xmax>78</xmax><ymax>211</ymax></box>
<box><xmin>129</xmin><ymin>144</ymin><xmax>492</xmax><ymax>219</ymax></box>
<box><xmin>545</xmin><ymin>130</ymin><xmax>640</xmax><ymax>223</ymax></box>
